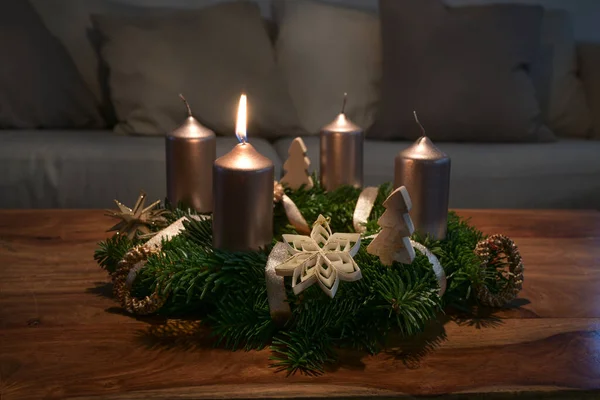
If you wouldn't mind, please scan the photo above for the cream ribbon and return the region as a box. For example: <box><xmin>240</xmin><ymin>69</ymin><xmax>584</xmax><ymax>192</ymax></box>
<box><xmin>281</xmin><ymin>194</ymin><xmax>310</xmax><ymax>235</ymax></box>
<box><xmin>125</xmin><ymin>215</ymin><xmax>205</xmax><ymax>289</ymax></box>
<box><xmin>265</xmin><ymin>242</ymin><xmax>292</xmax><ymax>324</ymax></box>
<box><xmin>353</xmin><ymin>186</ymin><xmax>379</xmax><ymax>233</ymax></box>
<box><xmin>410</xmin><ymin>240</ymin><xmax>446</xmax><ymax>296</ymax></box>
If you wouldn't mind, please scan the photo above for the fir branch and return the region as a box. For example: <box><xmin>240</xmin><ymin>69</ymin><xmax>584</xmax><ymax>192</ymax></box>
<box><xmin>414</xmin><ymin>212</ymin><xmax>484</xmax><ymax>307</ymax></box>
<box><xmin>374</xmin><ymin>268</ymin><xmax>441</xmax><ymax>337</ymax></box>
<box><xmin>142</xmin><ymin>233</ymin><xmax>269</xmax><ymax>315</ymax></box>
<box><xmin>270</xmin><ymin>330</ymin><xmax>335</xmax><ymax>376</ymax></box>
<box><xmin>94</xmin><ymin>181</ymin><xmax>504</xmax><ymax>376</ymax></box>
<box><xmin>93</xmin><ymin>234</ymin><xmax>136</xmax><ymax>274</ymax></box>
<box><xmin>182</xmin><ymin>217</ymin><xmax>213</xmax><ymax>248</ymax></box>
<box><xmin>275</xmin><ymin>174</ymin><xmax>369</xmax><ymax>235</ymax></box>
<box><xmin>209</xmin><ymin>286</ymin><xmax>276</xmax><ymax>351</ymax></box>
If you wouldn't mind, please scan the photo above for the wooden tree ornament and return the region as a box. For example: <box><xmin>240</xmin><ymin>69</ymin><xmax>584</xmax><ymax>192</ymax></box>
<box><xmin>281</xmin><ymin>137</ymin><xmax>314</xmax><ymax>190</ymax></box>
<box><xmin>367</xmin><ymin>186</ymin><xmax>416</xmax><ymax>265</ymax></box>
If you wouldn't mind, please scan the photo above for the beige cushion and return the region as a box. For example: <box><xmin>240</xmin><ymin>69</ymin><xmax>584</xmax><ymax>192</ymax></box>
<box><xmin>533</xmin><ymin>10</ymin><xmax>591</xmax><ymax>138</ymax></box>
<box><xmin>579</xmin><ymin>42</ymin><xmax>600</xmax><ymax>140</ymax></box>
<box><xmin>0</xmin><ymin>0</ymin><xmax>103</xmax><ymax>129</ymax></box>
<box><xmin>445</xmin><ymin>3</ymin><xmax>593</xmax><ymax>139</ymax></box>
<box><xmin>30</xmin><ymin>0</ymin><xmax>273</xmax><ymax>123</ymax></box>
<box><xmin>93</xmin><ymin>2</ymin><xmax>302</xmax><ymax>138</ymax></box>
<box><xmin>30</xmin><ymin>0</ymin><xmax>116</xmax><ymax>105</ymax></box>
<box><xmin>275</xmin><ymin>0</ymin><xmax>381</xmax><ymax>134</ymax></box>
<box><xmin>309</xmin><ymin>0</ymin><xmax>378</xmax><ymax>12</ymax></box>
<box><xmin>371</xmin><ymin>0</ymin><xmax>555</xmax><ymax>142</ymax></box>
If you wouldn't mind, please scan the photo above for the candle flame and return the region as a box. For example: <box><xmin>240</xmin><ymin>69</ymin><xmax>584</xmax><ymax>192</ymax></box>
<box><xmin>236</xmin><ymin>94</ymin><xmax>247</xmax><ymax>144</ymax></box>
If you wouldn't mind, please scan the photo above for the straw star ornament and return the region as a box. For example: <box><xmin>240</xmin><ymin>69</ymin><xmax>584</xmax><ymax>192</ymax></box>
<box><xmin>105</xmin><ymin>192</ymin><xmax>169</xmax><ymax>239</ymax></box>
<box><xmin>275</xmin><ymin>215</ymin><xmax>362</xmax><ymax>298</ymax></box>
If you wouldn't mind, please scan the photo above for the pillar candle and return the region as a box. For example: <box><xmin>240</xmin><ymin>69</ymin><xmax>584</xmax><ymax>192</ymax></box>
<box><xmin>212</xmin><ymin>94</ymin><xmax>274</xmax><ymax>251</ymax></box>
<box><xmin>394</xmin><ymin>112</ymin><xmax>451</xmax><ymax>240</ymax></box>
<box><xmin>320</xmin><ymin>94</ymin><xmax>364</xmax><ymax>191</ymax></box>
<box><xmin>166</xmin><ymin>95</ymin><xmax>216</xmax><ymax>212</ymax></box>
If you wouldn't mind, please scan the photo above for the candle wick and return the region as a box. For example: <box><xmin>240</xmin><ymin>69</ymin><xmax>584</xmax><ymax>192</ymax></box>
<box><xmin>413</xmin><ymin>111</ymin><xmax>426</xmax><ymax>137</ymax></box>
<box><xmin>341</xmin><ymin>93</ymin><xmax>348</xmax><ymax>114</ymax></box>
<box><xmin>179</xmin><ymin>93</ymin><xmax>193</xmax><ymax>118</ymax></box>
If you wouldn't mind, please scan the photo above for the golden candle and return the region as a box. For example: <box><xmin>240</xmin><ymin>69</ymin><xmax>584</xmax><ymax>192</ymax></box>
<box><xmin>212</xmin><ymin>94</ymin><xmax>274</xmax><ymax>251</ymax></box>
<box><xmin>166</xmin><ymin>94</ymin><xmax>216</xmax><ymax>212</ymax></box>
<box><xmin>320</xmin><ymin>94</ymin><xmax>364</xmax><ymax>191</ymax></box>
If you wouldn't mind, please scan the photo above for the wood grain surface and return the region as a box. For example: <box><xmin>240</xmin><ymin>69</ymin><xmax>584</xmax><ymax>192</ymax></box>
<box><xmin>1</xmin><ymin>209</ymin><xmax>600</xmax><ymax>399</ymax></box>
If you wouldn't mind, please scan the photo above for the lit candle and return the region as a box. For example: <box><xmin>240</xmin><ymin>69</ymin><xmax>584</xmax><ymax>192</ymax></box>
<box><xmin>320</xmin><ymin>93</ymin><xmax>364</xmax><ymax>191</ymax></box>
<box><xmin>213</xmin><ymin>94</ymin><xmax>274</xmax><ymax>251</ymax></box>
<box><xmin>394</xmin><ymin>112</ymin><xmax>451</xmax><ymax>240</ymax></box>
<box><xmin>166</xmin><ymin>94</ymin><xmax>216</xmax><ymax>212</ymax></box>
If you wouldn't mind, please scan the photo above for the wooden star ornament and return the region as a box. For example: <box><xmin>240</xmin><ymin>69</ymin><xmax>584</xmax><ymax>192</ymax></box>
<box><xmin>275</xmin><ymin>215</ymin><xmax>362</xmax><ymax>298</ymax></box>
<box><xmin>105</xmin><ymin>191</ymin><xmax>169</xmax><ymax>239</ymax></box>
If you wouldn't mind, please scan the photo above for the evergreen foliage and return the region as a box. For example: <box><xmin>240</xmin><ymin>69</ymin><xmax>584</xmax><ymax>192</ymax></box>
<box><xmin>94</xmin><ymin>233</ymin><xmax>138</xmax><ymax>274</ymax></box>
<box><xmin>94</xmin><ymin>180</ymin><xmax>500</xmax><ymax>375</ymax></box>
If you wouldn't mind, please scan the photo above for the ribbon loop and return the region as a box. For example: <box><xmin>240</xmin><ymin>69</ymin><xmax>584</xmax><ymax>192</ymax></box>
<box><xmin>265</xmin><ymin>242</ymin><xmax>293</xmax><ymax>324</ymax></box>
<box><xmin>410</xmin><ymin>240</ymin><xmax>446</xmax><ymax>296</ymax></box>
<box><xmin>353</xmin><ymin>186</ymin><xmax>379</xmax><ymax>233</ymax></box>
<box><xmin>282</xmin><ymin>194</ymin><xmax>310</xmax><ymax>235</ymax></box>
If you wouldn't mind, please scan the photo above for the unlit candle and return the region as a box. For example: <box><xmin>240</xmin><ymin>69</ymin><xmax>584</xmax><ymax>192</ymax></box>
<box><xmin>320</xmin><ymin>93</ymin><xmax>364</xmax><ymax>191</ymax></box>
<box><xmin>394</xmin><ymin>112</ymin><xmax>450</xmax><ymax>240</ymax></box>
<box><xmin>166</xmin><ymin>94</ymin><xmax>216</xmax><ymax>212</ymax></box>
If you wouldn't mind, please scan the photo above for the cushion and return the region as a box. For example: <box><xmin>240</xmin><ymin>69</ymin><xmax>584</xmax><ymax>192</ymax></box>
<box><xmin>524</xmin><ymin>10</ymin><xmax>592</xmax><ymax>138</ymax></box>
<box><xmin>0</xmin><ymin>0</ymin><xmax>103</xmax><ymax>129</ymax></box>
<box><xmin>30</xmin><ymin>0</ymin><xmax>117</xmax><ymax>106</ymax></box>
<box><xmin>0</xmin><ymin>130</ymin><xmax>282</xmax><ymax>208</ymax></box>
<box><xmin>275</xmin><ymin>0</ymin><xmax>381</xmax><ymax>134</ymax></box>
<box><xmin>301</xmin><ymin>0</ymin><xmax>378</xmax><ymax>13</ymax></box>
<box><xmin>535</xmin><ymin>10</ymin><xmax>592</xmax><ymax>138</ymax></box>
<box><xmin>370</xmin><ymin>0</ymin><xmax>554</xmax><ymax>142</ymax></box>
<box><xmin>29</xmin><ymin>2</ymin><xmax>274</xmax><ymax>98</ymax></box>
<box><xmin>444</xmin><ymin>0</ymin><xmax>600</xmax><ymax>42</ymax></box>
<box><xmin>444</xmin><ymin>2</ymin><xmax>594</xmax><ymax>139</ymax></box>
<box><xmin>30</xmin><ymin>0</ymin><xmax>274</xmax><ymax>124</ymax></box>
<box><xmin>93</xmin><ymin>1</ymin><xmax>302</xmax><ymax>138</ymax></box>
<box><xmin>274</xmin><ymin>136</ymin><xmax>600</xmax><ymax>209</ymax></box>
<box><xmin>579</xmin><ymin>42</ymin><xmax>600</xmax><ymax>140</ymax></box>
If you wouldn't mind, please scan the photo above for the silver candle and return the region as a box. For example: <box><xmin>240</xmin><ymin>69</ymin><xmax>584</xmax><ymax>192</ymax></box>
<box><xmin>320</xmin><ymin>94</ymin><xmax>364</xmax><ymax>191</ymax></box>
<box><xmin>394</xmin><ymin>112</ymin><xmax>451</xmax><ymax>240</ymax></box>
<box><xmin>213</xmin><ymin>94</ymin><xmax>274</xmax><ymax>251</ymax></box>
<box><xmin>166</xmin><ymin>95</ymin><xmax>216</xmax><ymax>212</ymax></box>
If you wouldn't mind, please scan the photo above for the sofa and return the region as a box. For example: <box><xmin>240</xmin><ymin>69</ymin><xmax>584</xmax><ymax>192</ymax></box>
<box><xmin>1</xmin><ymin>0</ymin><xmax>600</xmax><ymax>210</ymax></box>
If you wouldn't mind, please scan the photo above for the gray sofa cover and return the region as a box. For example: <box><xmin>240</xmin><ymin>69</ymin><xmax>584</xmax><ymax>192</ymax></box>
<box><xmin>275</xmin><ymin>137</ymin><xmax>600</xmax><ymax>209</ymax></box>
<box><xmin>1</xmin><ymin>130</ymin><xmax>598</xmax><ymax>209</ymax></box>
<box><xmin>0</xmin><ymin>130</ymin><xmax>281</xmax><ymax>209</ymax></box>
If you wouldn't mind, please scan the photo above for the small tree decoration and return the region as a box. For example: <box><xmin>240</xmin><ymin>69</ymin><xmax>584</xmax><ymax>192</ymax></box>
<box><xmin>281</xmin><ymin>137</ymin><xmax>313</xmax><ymax>190</ymax></box>
<box><xmin>367</xmin><ymin>186</ymin><xmax>416</xmax><ymax>265</ymax></box>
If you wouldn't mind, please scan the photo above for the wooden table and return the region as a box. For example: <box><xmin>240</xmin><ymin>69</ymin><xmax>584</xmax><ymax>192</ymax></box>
<box><xmin>1</xmin><ymin>210</ymin><xmax>600</xmax><ymax>399</ymax></box>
